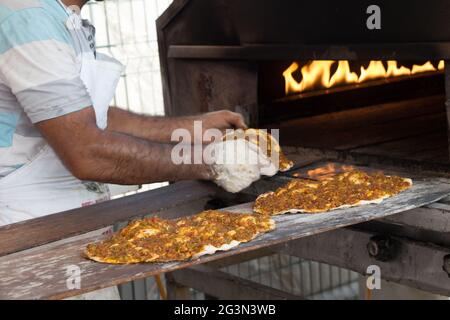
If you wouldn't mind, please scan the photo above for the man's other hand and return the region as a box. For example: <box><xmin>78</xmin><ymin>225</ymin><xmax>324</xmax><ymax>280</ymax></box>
<box><xmin>201</xmin><ymin>110</ymin><xmax>247</xmax><ymax>133</ymax></box>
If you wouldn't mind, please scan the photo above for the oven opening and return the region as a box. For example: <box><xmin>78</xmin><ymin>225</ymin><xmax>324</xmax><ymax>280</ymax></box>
<box><xmin>258</xmin><ymin>60</ymin><xmax>448</xmax><ymax>164</ymax></box>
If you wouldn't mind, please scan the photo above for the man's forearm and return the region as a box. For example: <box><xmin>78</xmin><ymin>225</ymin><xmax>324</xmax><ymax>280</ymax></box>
<box><xmin>107</xmin><ymin>107</ymin><xmax>198</xmax><ymax>143</ymax></box>
<box><xmin>107</xmin><ymin>107</ymin><xmax>248</xmax><ymax>144</ymax></box>
<box><xmin>38</xmin><ymin>107</ymin><xmax>214</xmax><ymax>185</ymax></box>
<box><xmin>71</xmin><ymin>130</ymin><xmax>214</xmax><ymax>185</ymax></box>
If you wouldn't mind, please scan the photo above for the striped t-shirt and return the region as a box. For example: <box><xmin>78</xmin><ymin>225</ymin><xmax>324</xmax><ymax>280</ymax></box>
<box><xmin>0</xmin><ymin>0</ymin><xmax>95</xmax><ymax>177</ymax></box>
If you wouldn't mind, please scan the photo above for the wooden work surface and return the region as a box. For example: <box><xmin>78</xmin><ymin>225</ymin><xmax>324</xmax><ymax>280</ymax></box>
<box><xmin>1</xmin><ymin>174</ymin><xmax>450</xmax><ymax>299</ymax></box>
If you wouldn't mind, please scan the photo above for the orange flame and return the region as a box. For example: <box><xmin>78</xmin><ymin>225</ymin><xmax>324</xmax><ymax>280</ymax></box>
<box><xmin>306</xmin><ymin>163</ymin><xmax>356</xmax><ymax>180</ymax></box>
<box><xmin>283</xmin><ymin>60</ymin><xmax>445</xmax><ymax>95</ymax></box>
<box><xmin>307</xmin><ymin>163</ymin><xmax>337</xmax><ymax>178</ymax></box>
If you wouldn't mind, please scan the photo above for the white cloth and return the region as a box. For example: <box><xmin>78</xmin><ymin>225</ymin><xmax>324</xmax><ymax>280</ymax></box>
<box><xmin>79</xmin><ymin>52</ymin><xmax>124</xmax><ymax>130</ymax></box>
<box><xmin>211</xmin><ymin>139</ymin><xmax>278</xmax><ymax>193</ymax></box>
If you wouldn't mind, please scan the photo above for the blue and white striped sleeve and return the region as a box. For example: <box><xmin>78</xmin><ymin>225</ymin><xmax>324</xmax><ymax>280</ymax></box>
<box><xmin>0</xmin><ymin>8</ymin><xmax>92</xmax><ymax>123</ymax></box>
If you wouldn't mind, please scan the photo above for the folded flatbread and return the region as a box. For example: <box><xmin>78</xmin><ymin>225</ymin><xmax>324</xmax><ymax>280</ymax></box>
<box><xmin>222</xmin><ymin>128</ymin><xmax>294</xmax><ymax>172</ymax></box>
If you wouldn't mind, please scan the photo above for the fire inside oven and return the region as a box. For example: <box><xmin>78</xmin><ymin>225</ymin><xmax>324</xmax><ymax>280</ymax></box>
<box><xmin>283</xmin><ymin>60</ymin><xmax>443</xmax><ymax>96</ymax></box>
<box><xmin>258</xmin><ymin>60</ymin><xmax>448</xmax><ymax>163</ymax></box>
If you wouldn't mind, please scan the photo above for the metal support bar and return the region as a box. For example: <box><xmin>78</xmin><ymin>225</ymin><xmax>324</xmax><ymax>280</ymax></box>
<box><xmin>205</xmin><ymin>248</ymin><xmax>274</xmax><ymax>269</ymax></box>
<box><xmin>273</xmin><ymin>228</ymin><xmax>450</xmax><ymax>296</ymax></box>
<box><xmin>166</xmin><ymin>265</ymin><xmax>305</xmax><ymax>300</ymax></box>
<box><xmin>168</xmin><ymin>44</ymin><xmax>450</xmax><ymax>61</ymax></box>
<box><xmin>166</xmin><ymin>274</ymin><xmax>192</xmax><ymax>300</ymax></box>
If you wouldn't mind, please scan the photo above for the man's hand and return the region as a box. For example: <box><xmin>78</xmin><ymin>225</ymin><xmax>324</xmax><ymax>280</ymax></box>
<box><xmin>200</xmin><ymin>110</ymin><xmax>247</xmax><ymax>133</ymax></box>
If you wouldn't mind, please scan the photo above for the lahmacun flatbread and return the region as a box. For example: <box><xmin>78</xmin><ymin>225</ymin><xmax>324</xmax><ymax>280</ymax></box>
<box><xmin>85</xmin><ymin>210</ymin><xmax>275</xmax><ymax>264</ymax></box>
<box><xmin>253</xmin><ymin>170</ymin><xmax>412</xmax><ymax>215</ymax></box>
<box><xmin>222</xmin><ymin>128</ymin><xmax>294</xmax><ymax>172</ymax></box>
<box><xmin>176</xmin><ymin>211</ymin><xmax>275</xmax><ymax>259</ymax></box>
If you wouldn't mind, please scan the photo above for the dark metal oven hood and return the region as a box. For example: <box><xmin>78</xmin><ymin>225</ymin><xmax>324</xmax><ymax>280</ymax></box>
<box><xmin>159</xmin><ymin>0</ymin><xmax>450</xmax><ymax>61</ymax></box>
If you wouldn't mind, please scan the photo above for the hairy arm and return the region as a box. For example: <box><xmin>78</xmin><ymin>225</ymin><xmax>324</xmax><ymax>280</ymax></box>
<box><xmin>37</xmin><ymin>107</ymin><xmax>214</xmax><ymax>185</ymax></box>
<box><xmin>107</xmin><ymin>107</ymin><xmax>247</xmax><ymax>143</ymax></box>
